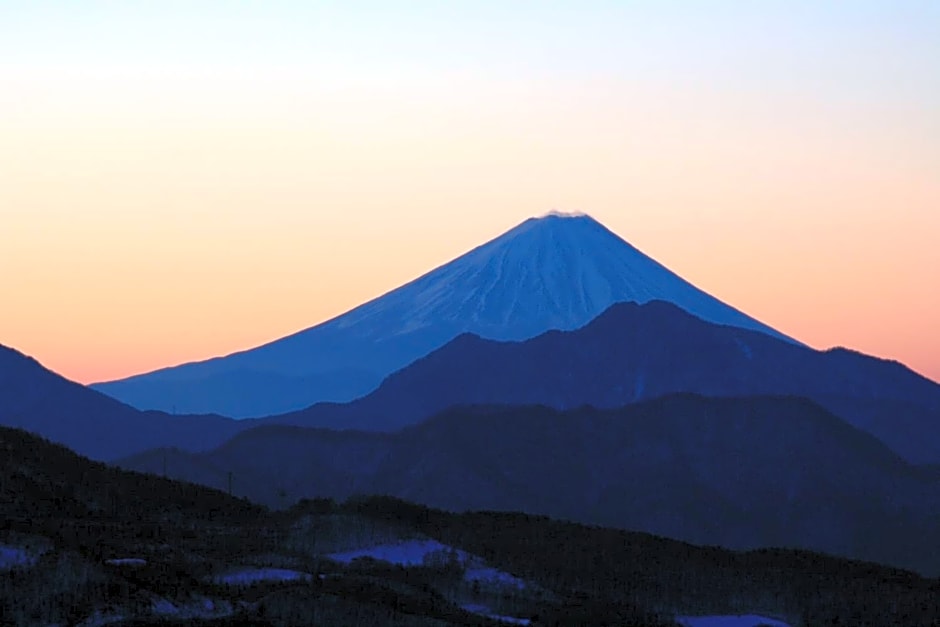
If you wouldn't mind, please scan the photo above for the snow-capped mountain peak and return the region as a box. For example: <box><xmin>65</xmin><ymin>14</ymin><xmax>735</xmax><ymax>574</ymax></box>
<box><xmin>332</xmin><ymin>212</ymin><xmax>790</xmax><ymax>341</ymax></box>
<box><xmin>93</xmin><ymin>213</ymin><xmax>795</xmax><ymax>417</ymax></box>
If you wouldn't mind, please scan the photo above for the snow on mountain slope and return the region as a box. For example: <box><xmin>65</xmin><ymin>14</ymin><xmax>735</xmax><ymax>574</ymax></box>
<box><xmin>328</xmin><ymin>212</ymin><xmax>792</xmax><ymax>342</ymax></box>
<box><xmin>93</xmin><ymin>213</ymin><xmax>797</xmax><ymax>417</ymax></box>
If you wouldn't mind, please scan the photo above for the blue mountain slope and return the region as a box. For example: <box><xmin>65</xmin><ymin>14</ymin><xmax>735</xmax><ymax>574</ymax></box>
<box><xmin>0</xmin><ymin>344</ymin><xmax>243</xmax><ymax>461</ymax></box>
<box><xmin>267</xmin><ymin>300</ymin><xmax>940</xmax><ymax>464</ymax></box>
<box><xmin>93</xmin><ymin>213</ymin><xmax>796</xmax><ymax>417</ymax></box>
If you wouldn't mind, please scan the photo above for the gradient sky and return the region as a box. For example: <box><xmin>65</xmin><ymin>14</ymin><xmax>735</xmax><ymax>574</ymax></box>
<box><xmin>2</xmin><ymin>1</ymin><xmax>938</xmax><ymax>384</ymax></box>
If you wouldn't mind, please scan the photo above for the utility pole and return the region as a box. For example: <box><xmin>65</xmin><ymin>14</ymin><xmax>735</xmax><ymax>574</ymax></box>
<box><xmin>227</xmin><ymin>471</ymin><xmax>233</xmax><ymax>496</ymax></box>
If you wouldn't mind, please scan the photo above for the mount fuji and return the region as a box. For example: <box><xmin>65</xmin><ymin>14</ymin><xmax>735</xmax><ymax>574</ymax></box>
<box><xmin>93</xmin><ymin>212</ymin><xmax>797</xmax><ymax>418</ymax></box>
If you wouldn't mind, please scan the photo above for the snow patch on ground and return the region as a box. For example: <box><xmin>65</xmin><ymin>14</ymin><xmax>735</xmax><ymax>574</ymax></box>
<box><xmin>464</xmin><ymin>566</ymin><xmax>526</xmax><ymax>590</ymax></box>
<box><xmin>677</xmin><ymin>615</ymin><xmax>791</xmax><ymax>627</ymax></box>
<box><xmin>0</xmin><ymin>544</ymin><xmax>35</xmax><ymax>570</ymax></box>
<box><xmin>213</xmin><ymin>567</ymin><xmax>313</xmax><ymax>585</ymax></box>
<box><xmin>328</xmin><ymin>539</ymin><xmax>530</xmax><ymax>591</ymax></box>
<box><xmin>151</xmin><ymin>598</ymin><xmax>179</xmax><ymax>615</ymax></box>
<box><xmin>327</xmin><ymin>539</ymin><xmax>464</xmax><ymax>567</ymax></box>
<box><xmin>461</xmin><ymin>603</ymin><xmax>531</xmax><ymax>625</ymax></box>
<box><xmin>77</xmin><ymin>612</ymin><xmax>127</xmax><ymax>627</ymax></box>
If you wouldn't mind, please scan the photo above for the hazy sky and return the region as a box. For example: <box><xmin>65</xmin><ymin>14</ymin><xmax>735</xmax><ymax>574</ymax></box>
<box><xmin>2</xmin><ymin>1</ymin><xmax>938</xmax><ymax>384</ymax></box>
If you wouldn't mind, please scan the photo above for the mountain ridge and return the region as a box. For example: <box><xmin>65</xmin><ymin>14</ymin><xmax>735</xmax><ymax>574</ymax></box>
<box><xmin>92</xmin><ymin>213</ymin><xmax>797</xmax><ymax>417</ymax></box>
<box><xmin>0</xmin><ymin>343</ymin><xmax>244</xmax><ymax>461</ymax></box>
<box><xmin>119</xmin><ymin>394</ymin><xmax>940</xmax><ymax>576</ymax></box>
<box><xmin>4</xmin><ymin>299</ymin><xmax>938</xmax><ymax>464</ymax></box>
<box><xmin>259</xmin><ymin>299</ymin><xmax>940</xmax><ymax>464</ymax></box>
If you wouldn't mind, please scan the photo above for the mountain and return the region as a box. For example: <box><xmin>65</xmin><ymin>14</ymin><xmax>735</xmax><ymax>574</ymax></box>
<box><xmin>351</xmin><ymin>497</ymin><xmax>940</xmax><ymax>627</ymax></box>
<box><xmin>0</xmin><ymin>344</ymin><xmax>245</xmax><ymax>461</ymax></box>
<box><xmin>119</xmin><ymin>395</ymin><xmax>940</xmax><ymax>576</ymax></box>
<box><xmin>0</xmin><ymin>425</ymin><xmax>261</xmax><ymax>525</ymax></box>
<box><xmin>6</xmin><ymin>425</ymin><xmax>937</xmax><ymax>626</ymax></box>
<box><xmin>92</xmin><ymin>213</ymin><xmax>796</xmax><ymax>418</ymax></box>
<box><xmin>266</xmin><ymin>300</ymin><xmax>940</xmax><ymax>464</ymax></box>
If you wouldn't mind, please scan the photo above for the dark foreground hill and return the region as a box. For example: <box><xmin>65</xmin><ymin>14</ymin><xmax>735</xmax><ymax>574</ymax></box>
<box><xmin>2</xmin><ymin>425</ymin><xmax>939</xmax><ymax>626</ymax></box>
<box><xmin>350</xmin><ymin>497</ymin><xmax>940</xmax><ymax>627</ymax></box>
<box><xmin>122</xmin><ymin>394</ymin><xmax>940</xmax><ymax>576</ymax></box>
<box><xmin>265</xmin><ymin>300</ymin><xmax>940</xmax><ymax>465</ymax></box>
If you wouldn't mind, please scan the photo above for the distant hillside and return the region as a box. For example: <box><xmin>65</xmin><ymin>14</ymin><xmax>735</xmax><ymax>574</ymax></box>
<box><xmin>3</xmin><ymin>425</ymin><xmax>938</xmax><ymax>626</ymax></box>
<box><xmin>266</xmin><ymin>300</ymin><xmax>940</xmax><ymax>464</ymax></box>
<box><xmin>0</xmin><ymin>344</ymin><xmax>245</xmax><ymax>460</ymax></box>
<box><xmin>8</xmin><ymin>299</ymin><xmax>939</xmax><ymax>468</ymax></box>
<box><xmin>121</xmin><ymin>394</ymin><xmax>940</xmax><ymax>576</ymax></box>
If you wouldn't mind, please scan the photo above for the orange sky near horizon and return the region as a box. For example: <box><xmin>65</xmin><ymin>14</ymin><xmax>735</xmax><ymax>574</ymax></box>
<box><xmin>1</xmin><ymin>2</ymin><xmax>938</xmax><ymax>385</ymax></box>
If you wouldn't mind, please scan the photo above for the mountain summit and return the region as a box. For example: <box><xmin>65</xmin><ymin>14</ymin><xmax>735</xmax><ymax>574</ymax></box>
<box><xmin>94</xmin><ymin>213</ymin><xmax>795</xmax><ymax>417</ymax></box>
